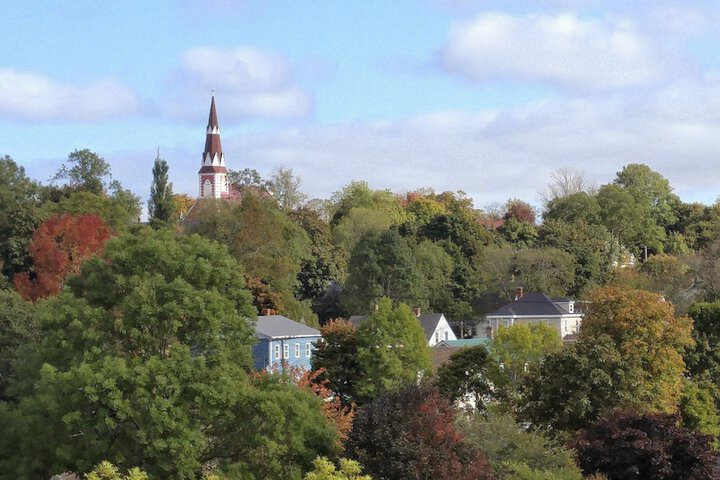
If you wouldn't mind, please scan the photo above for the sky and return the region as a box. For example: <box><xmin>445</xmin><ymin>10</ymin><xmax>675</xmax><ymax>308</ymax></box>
<box><xmin>4</xmin><ymin>0</ymin><xmax>720</xmax><ymax>213</ymax></box>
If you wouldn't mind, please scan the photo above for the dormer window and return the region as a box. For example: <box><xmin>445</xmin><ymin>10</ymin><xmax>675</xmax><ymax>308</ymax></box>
<box><xmin>568</xmin><ymin>302</ymin><xmax>574</xmax><ymax>313</ymax></box>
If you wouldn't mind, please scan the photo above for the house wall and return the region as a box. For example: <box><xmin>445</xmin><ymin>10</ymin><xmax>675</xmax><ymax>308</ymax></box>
<box><xmin>252</xmin><ymin>336</ymin><xmax>320</xmax><ymax>372</ymax></box>
<box><xmin>487</xmin><ymin>315</ymin><xmax>583</xmax><ymax>339</ymax></box>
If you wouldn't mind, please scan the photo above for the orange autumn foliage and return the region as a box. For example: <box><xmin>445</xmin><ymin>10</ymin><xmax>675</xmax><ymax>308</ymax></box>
<box><xmin>297</xmin><ymin>368</ymin><xmax>356</xmax><ymax>446</ymax></box>
<box><xmin>15</xmin><ymin>214</ymin><xmax>112</xmax><ymax>301</ymax></box>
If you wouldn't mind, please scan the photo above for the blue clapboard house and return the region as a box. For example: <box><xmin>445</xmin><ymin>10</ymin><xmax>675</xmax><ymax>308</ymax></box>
<box><xmin>252</xmin><ymin>315</ymin><xmax>322</xmax><ymax>371</ymax></box>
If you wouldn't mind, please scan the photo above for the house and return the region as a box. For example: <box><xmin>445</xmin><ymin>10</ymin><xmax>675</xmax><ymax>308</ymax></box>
<box><xmin>348</xmin><ymin>309</ymin><xmax>457</xmax><ymax>347</ymax></box>
<box><xmin>485</xmin><ymin>289</ymin><xmax>583</xmax><ymax>340</ymax></box>
<box><xmin>252</xmin><ymin>315</ymin><xmax>321</xmax><ymax>371</ymax></box>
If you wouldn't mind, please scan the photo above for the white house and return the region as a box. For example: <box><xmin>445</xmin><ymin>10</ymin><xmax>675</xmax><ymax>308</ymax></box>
<box><xmin>485</xmin><ymin>291</ymin><xmax>583</xmax><ymax>340</ymax></box>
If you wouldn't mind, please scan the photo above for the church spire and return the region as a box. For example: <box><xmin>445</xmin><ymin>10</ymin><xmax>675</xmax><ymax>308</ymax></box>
<box><xmin>198</xmin><ymin>95</ymin><xmax>229</xmax><ymax>198</ymax></box>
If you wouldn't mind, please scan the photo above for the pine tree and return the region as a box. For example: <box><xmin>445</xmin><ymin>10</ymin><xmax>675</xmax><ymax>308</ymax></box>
<box><xmin>148</xmin><ymin>153</ymin><xmax>175</xmax><ymax>226</ymax></box>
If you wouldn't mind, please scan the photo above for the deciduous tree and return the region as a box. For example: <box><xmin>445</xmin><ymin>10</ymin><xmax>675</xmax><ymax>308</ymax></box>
<box><xmin>14</xmin><ymin>214</ymin><xmax>112</xmax><ymax>300</ymax></box>
<box><xmin>51</xmin><ymin>149</ymin><xmax>112</xmax><ymax>194</ymax></box>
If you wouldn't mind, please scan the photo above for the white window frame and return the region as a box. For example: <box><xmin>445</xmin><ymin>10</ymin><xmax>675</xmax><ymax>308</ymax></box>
<box><xmin>283</xmin><ymin>344</ymin><xmax>289</xmax><ymax>359</ymax></box>
<box><xmin>274</xmin><ymin>344</ymin><xmax>281</xmax><ymax>360</ymax></box>
<box><xmin>294</xmin><ymin>343</ymin><xmax>300</xmax><ymax>358</ymax></box>
<box><xmin>306</xmin><ymin>343</ymin><xmax>312</xmax><ymax>357</ymax></box>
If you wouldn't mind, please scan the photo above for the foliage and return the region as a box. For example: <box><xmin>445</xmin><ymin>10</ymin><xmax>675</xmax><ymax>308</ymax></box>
<box><xmin>297</xmin><ymin>369</ymin><xmax>356</xmax><ymax>446</ymax></box>
<box><xmin>311</xmin><ymin>319</ymin><xmax>363</xmax><ymax>405</ymax></box>
<box><xmin>0</xmin><ymin>155</ymin><xmax>43</xmax><ymax>279</ymax></box>
<box><xmin>538</xmin><ymin>167</ymin><xmax>595</xmax><ymax>206</ymax></box>
<box><xmin>514</xmin><ymin>247</ymin><xmax>575</xmax><ymax>297</ymax></box>
<box><xmin>503</xmin><ymin>199</ymin><xmax>536</xmax><ymax>224</ymax></box>
<box><xmin>436</xmin><ymin>344</ymin><xmax>497</xmax><ymax>410</ymax></box>
<box><xmin>686</xmin><ymin>301</ymin><xmax>720</xmax><ymax>382</ymax></box>
<box><xmin>188</xmin><ymin>194</ymin><xmax>311</xmax><ymax>294</ymax></box>
<box><xmin>574</xmin><ymin>410</ymin><xmax>718</xmax><ymax>480</ymax></box>
<box><xmin>0</xmin><ymin>289</ymin><xmax>36</xmax><ymax>401</ymax></box>
<box><xmin>543</xmin><ymin>192</ymin><xmax>601</xmax><ymax>225</ymax></box>
<box><xmin>147</xmin><ymin>155</ymin><xmax>175</xmax><ymax>227</ymax></box>
<box><xmin>342</xmin><ymin>230</ymin><xmax>422</xmax><ymax>314</ymax></box>
<box><xmin>346</xmin><ymin>384</ymin><xmax>494</xmax><ymax>480</ymax></box>
<box><xmin>172</xmin><ymin>193</ymin><xmax>195</xmax><ymax>220</ymax></box>
<box><xmin>51</xmin><ymin>149</ymin><xmax>112</xmax><ymax>194</ymax></box>
<box><xmin>41</xmin><ymin>189</ymin><xmax>140</xmax><ymax>231</ymax></box>
<box><xmin>492</xmin><ymin>323</ymin><xmax>562</xmax><ymax>385</ymax></box>
<box><xmin>0</xmin><ymin>229</ymin><xmax>258</xmax><ymax>478</ymax></box>
<box><xmin>84</xmin><ymin>461</ymin><xmax>148</xmax><ymax>480</ymax></box>
<box><xmin>268</xmin><ymin>166</ymin><xmax>308</xmax><ymax>212</ymax></box>
<box><xmin>458</xmin><ymin>411</ymin><xmax>582</xmax><ymax>480</ymax></box>
<box><xmin>304</xmin><ymin>457</ymin><xmax>372</xmax><ymax>480</ymax></box>
<box><xmin>614</xmin><ymin>163</ymin><xmax>680</xmax><ymax>229</ymax></box>
<box><xmin>14</xmin><ymin>214</ymin><xmax>112</xmax><ymax>300</ymax></box>
<box><xmin>678</xmin><ymin>377</ymin><xmax>720</xmax><ymax>438</ymax></box>
<box><xmin>581</xmin><ymin>287</ymin><xmax>694</xmax><ymax>412</ymax></box>
<box><xmin>354</xmin><ymin>298</ymin><xmax>431</xmax><ymax>402</ymax></box>
<box><xmin>522</xmin><ymin>334</ymin><xmax>635</xmax><ymax>433</ymax></box>
<box><xmin>227</xmin><ymin>168</ymin><xmax>268</xmax><ymax>189</ymax></box>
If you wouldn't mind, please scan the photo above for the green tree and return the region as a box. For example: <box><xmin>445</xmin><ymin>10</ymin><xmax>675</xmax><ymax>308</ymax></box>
<box><xmin>311</xmin><ymin>319</ymin><xmax>363</xmax><ymax>405</ymax></box>
<box><xmin>268</xmin><ymin>166</ymin><xmax>307</xmax><ymax>212</ymax></box>
<box><xmin>615</xmin><ymin>163</ymin><xmax>680</xmax><ymax>229</ymax></box>
<box><xmin>0</xmin><ymin>289</ymin><xmax>36</xmax><ymax>401</ymax></box>
<box><xmin>435</xmin><ymin>344</ymin><xmax>497</xmax><ymax>410</ymax></box>
<box><xmin>41</xmin><ymin>188</ymin><xmax>141</xmax><ymax>232</ymax></box>
<box><xmin>581</xmin><ymin>287</ymin><xmax>694</xmax><ymax>412</ymax></box>
<box><xmin>543</xmin><ymin>191</ymin><xmax>601</xmax><ymax>225</ymax></box>
<box><xmin>51</xmin><ymin>149</ymin><xmax>112</xmax><ymax>194</ymax></box>
<box><xmin>0</xmin><ymin>229</ymin><xmax>260</xmax><ymax>478</ymax></box>
<box><xmin>85</xmin><ymin>461</ymin><xmax>148</xmax><ymax>480</ymax></box>
<box><xmin>492</xmin><ymin>323</ymin><xmax>562</xmax><ymax>388</ymax></box>
<box><xmin>341</xmin><ymin>230</ymin><xmax>423</xmax><ymax>314</ymax></box>
<box><xmin>514</xmin><ymin>247</ymin><xmax>575</xmax><ymax>297</ymax></box>
<box><xmin>147</xmin><ymin>154</ymin><xmax>175</xmax><ymax>227</ymax></box>
<box><xmin>685</xmin><ymin>302</ymin><xmax>720</xmax><ymax>386</ymax></box>
<box><xmin>0</xmin><ymin>155</ymin><xmax>43</xmax><ymax>280</ymax></box>
<box><xmin>522</xmin><ymin>334</ymin><xmax>636</xmax><ymax>433</ymax></box>
<box><xmin>354</xmin><ymin>298</ymin><xmax>431</xmax><ymax>402</ymax></box>
<box><xmin>304</xmin><ymin>457</ymin><xmax>372</xmax><ymax>480</ymax></box>
<box><xmin>458</xmin><ymin>411</ymin><xmax>583</xmax><ymax>480</ymax></box>
<box><xmin>678</xmin><ymin>378</ymin><xmax>720</xmax><ymax>438</ymax></box>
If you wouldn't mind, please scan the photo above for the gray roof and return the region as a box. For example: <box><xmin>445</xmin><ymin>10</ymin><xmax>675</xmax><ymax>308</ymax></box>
<box><xmin>255</xmin><ymin>315</ymin><xmax>321</xmax><ymax>339</ymax></box>
<box><xmin>347</xmin><ymin>313</ymin><xmax>446</xmax><ymax>342</ymax></box>
<box><xmin>488</xmin><ymin>292</ymin><xmax>569</xmax><ymax>317</ymax></box>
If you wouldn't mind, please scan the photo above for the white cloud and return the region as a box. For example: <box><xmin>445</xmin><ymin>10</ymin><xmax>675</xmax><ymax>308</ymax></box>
<box><xmin>167</xmin><ymin>46</ymin><xmax>312</xmax><ymax>122</ymax></box>
<box><xmin>0</xmin><ymin>69</ymin><xmax>140</xmax><ymax>121</ymax></box>
<box><xmin>440</xmin><ymin>12</ymin><xmax>676</xmax><ymax>91</ymax></box>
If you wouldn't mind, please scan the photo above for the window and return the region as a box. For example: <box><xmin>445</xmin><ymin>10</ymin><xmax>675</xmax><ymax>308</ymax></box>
<box><xmin>294</xmin><ymin>343</ymin><xmax>300</xmax><ymax>358</ymax></box>
<box><xmin>274</xmin><ymin>344</ymin><xmax>281</xmax><ymax>360</ymax></box>
<box><xmin>306</xmin><ymin>343</ymin><xmax>312</xmax><ymax>357</ymax></box>
<box><xmin>435</xmin><ymin>332</ymin><xmax>440</xmax><ymax>343</ymax></box>
<box><xmin>283</xmin><ymin>344</ymin><xmax>289</xmax><ymax>359</ymax></box>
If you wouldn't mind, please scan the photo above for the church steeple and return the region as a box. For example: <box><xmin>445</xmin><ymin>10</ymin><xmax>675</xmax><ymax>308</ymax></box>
<box><xmin>198</xmin><ymin>95</ymin><xmax>229</xmax><ymax>198</ymax></box>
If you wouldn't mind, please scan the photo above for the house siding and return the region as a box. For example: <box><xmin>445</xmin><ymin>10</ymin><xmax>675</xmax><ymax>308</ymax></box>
<box><xmin>253</xmin><ymin>336</ymin><xmax>319</xmax><ymax>372</ymax></box>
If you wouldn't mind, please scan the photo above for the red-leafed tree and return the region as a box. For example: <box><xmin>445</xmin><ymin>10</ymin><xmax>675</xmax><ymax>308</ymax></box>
<box><xmin>346</xmin><ymin>384</ymin><xmax>494</xmax><ymax>480</ymax></box>
<box><xmin>297</xmin><ymin>368</ymin><xmax>356</xmax><ymax>446</ymax></box>
<box><xmin>14</xmin><ymin>214</ymin><xmax>112</xmax><ymax>300</ymax></box>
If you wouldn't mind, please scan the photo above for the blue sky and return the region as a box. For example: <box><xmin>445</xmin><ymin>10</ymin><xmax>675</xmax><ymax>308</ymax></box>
<box><xmin>3</xmin><ymin>0</ymin><xmax>720</xmax><ymax>212</ymax></box>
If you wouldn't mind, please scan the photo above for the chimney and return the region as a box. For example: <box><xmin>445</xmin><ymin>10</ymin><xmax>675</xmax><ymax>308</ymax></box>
<box><xmin>515</xmin><ymin>287</ymin><xmax>524</xmax><ymax>300</ymax></box>
<box><xmin>412</xmin><ymin>307</ymin><xmax>421</xmax><ymax>317</ymax></box>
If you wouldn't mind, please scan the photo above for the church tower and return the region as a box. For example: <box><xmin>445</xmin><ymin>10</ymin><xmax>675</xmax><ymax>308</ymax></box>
<box><xmin>198</xmin><ymin>96</ymin><xmax>229</xmax><ymax>198</ymax></box>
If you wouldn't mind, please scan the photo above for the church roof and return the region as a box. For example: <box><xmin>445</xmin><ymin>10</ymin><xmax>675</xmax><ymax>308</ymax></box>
<box><xmin>202</xmin><ymin>95</ymin><xmax>223</xmax><ymax>162</ymax></box>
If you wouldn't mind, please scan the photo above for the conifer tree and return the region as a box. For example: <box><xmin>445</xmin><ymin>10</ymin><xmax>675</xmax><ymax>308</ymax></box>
<box><xmin>148</xmin><ymin>153</ymin><xmax>175</xmax><ymax>226</ymax></box>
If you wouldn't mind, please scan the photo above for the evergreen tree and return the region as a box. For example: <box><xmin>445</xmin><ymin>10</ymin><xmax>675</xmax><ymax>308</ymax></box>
<box><xmin>148</xmin><ymin>154</ymin><xmax>175</xmax><ymax>226</ymax></box>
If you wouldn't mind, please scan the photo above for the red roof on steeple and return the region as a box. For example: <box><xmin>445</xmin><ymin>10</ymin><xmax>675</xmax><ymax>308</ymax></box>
<box><xmin>203</xmin><ymin>96</ymin><xmax>223</xmax><ymax>158</ymax></box>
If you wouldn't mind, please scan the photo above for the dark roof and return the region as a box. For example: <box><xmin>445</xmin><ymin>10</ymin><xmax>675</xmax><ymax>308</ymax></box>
<box><xmin>198</xmin><ymin>165</ymin><xmax>228</xmax><ymax>174</ymax></box>
<box><xmin>255</xmin><ymin>315</ymin><xmax>321</xmax><ymax>339</ymax></box>
<box><xmin>418</xmin><ymin>313</ymin><xmax>444</xmax><ymax>341</ymax></box>
<box><xmin>203</xmin><ymin>95</ymin><xmax>223</xmax><ymax>157</ymax></box>
<box><xmin>488</xmin><ymin>292</ymin><xmax>567</xmax><ymax>317</ymax></box>
<box><xmin>347</xmin><ymin>315</ymin><xmax>366</xmax><ymax>329</ymax></box>
<box><xmin>431</xmin><ymin>347</ymin><xmax>459</xmax><ymax>372</ymax></box>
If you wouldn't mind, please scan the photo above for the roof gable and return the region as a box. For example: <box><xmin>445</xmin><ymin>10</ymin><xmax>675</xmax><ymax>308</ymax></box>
<box><xmin>255</xmin><ymin>315</ymin><xmax>320</xmax><ymax>339</ymax></box>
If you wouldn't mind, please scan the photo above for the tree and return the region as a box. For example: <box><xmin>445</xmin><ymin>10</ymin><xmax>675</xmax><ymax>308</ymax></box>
<box><xmin>491</xmin><ymin>323</ymin><xmax>562</xmax><ymax>386</ymax></box>
<box><xmin>346</xmin><ymin>384</ymin><xmax>494</xmax><ymax>480</ymax></box>
<box><xmin>51</xmin><ymin>149</ymin><xmax>112</xmax><ymax>194</ymax></box>
<box><xmin>354</xmin><ymin>298</ymin><xmax>431</xmax><ymax>403</ymax></box>
<box><xmin>458</xmin><ymin>411</ymin><xmax>583</xmax><ymax>480</ymax></box>
<box><xmin>304</xmin><ymin>457</ymin><xmax>372</xmax><ymax>480</ymax></box>
<box><xmin>0</xmin><ymin>155</ymin><xmax>43</xmax><ymax>280</ymax></box>
<box><xmin>574</xmin><ymin>410</ymin><xmax>718</xmax><ymax>480</ymax></box>
<box><xmin>14</xmin><ymin>214</ymin><xmax>112</xmax><ymax>301</ymax></box>
<box><xmin>503</xmin><ymin>199</ymin><xmax>536</xmax><ymax>224</ymax></box>
<box><xmin>311</xmin><ymin>319</ymin><xmax>363</xmax><ymax>405</ymax></box>
<box><xmin>84</xmin><ymin>461</ymin><xmax>148</xmax><ymax>480</ymax></box>
<box><xmin>147</xmin><ymin>154</ymin><xmax>175</xmax><ymax>227</ymax></box>
<box><xmin>0</xmin><ymin>229</ymin><xmax>263</xmax><ymax>478</ymax></box>
<box><xmin>0</xmin><ymin>289</ymin><xmax>36</xmax><ymax>401</ymax></box>
<box><xmin>522</xmin><ymin>334</ymin><xmax>636</xmax><ymax>433</ymax></box>
<box><xmin>341</xmin><ymin>230</ymin><xmax>422</xmax><ymax>314</ymax></box>
<box><xmin>227</xmin><ymin>168</ymin><xmax>268</xmax><ymax>189</ymax></box>
<box><xmin>678</xmin><ymin>378</ymin><xmax>720</xmax><ymax>438</ymax></box>
<box><xmin>41</xmin><ymin>189</ymin><xmax>141</xmax><ymax>232</ymax></box>
<box><xmin>538</xmin><ymin>167</ymin><xmax>595</xmax><ymax>206</ymax></box>
<box><xmin>542</xmin><ymin>192</ymin><xmax>601</xmax><ymax>225</ymax></box>
<box><xmin>435</xmin><ymin>344</ymin><xmax>497</xmax><ymax>410</ymax></box>
<box><xmin>581</xmin><ymin>287</ymin><xmax>694</xmax><ymax>412</ymax></box>
<box><xmin>615</xmin><ymin>163</ymin><xmax>680</xmax><ymax>229</ymax></box>
<box><xmin>172</xmin><ymin>193</ymin><xmax>195</xmax><ymax>220</ymax></box>
<box><xmin>514</xmin><ymin>247</ymin><xmax>575</xmax><ymax>297</ymax></box>
<box><xmin>685</xmin><ymin>302</ymin><xmax>720</xmax><ymax>386</ymax></box>
<box><xmin>268</xmin><ymin>166</ymin><xmax>308</xmax><ymax>212</ymax></box>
